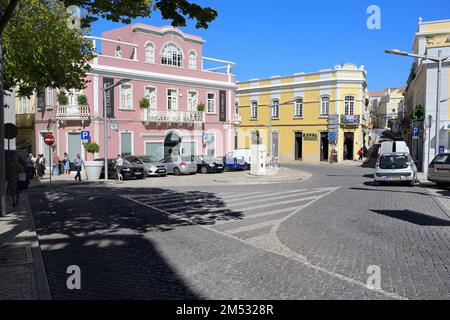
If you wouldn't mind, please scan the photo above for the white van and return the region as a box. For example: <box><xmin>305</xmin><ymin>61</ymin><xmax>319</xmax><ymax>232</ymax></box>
<box><xmin>228</xmin><ymin>149</ymin><xmax>251</xmax><ymax>163</ymax></box>
<box><xmin>378</xmin><ymin>141</ymin><xmax>410</xmax><ymax>156</ymax></box>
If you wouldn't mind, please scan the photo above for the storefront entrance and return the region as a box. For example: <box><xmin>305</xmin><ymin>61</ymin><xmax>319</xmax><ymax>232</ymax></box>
<box><xmin>320</xmin><ymin>132</ymin><xmax>329</xmax><ymax>161</ymax></box>
<box><xmin>344</xmin><ymin>132</ymin><xmax>354</xmax><ymax>160</ymax></box>
<box><xmin>164</xmin><ymin>132</ymin><xmax>182</xmax><ymax>157</ymax></box>
<box><xmin>295</xmin><ymin>132</ymin><xmax>303</xmax><ymax>160</ymax></box>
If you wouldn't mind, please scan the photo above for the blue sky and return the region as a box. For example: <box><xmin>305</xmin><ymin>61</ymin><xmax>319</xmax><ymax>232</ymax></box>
<box><xmin>91</xmin><ymin>0</ymin><xmax>450</xmax><ymax>90</ymax></box>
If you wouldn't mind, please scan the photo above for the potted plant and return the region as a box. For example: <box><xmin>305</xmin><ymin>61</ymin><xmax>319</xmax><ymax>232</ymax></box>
<box><xmin>197</xmin><ymin>102</ymin><xmax>205</xmax><ymax>112</ymax></box>
<box><xmin>77</xmin><ymin>94</ymin><xmax>88</xmax><ymax>105</ymax></box>
<box><xmin>139</xmin><ymin>97</ymin><xmax>150</xmax><ymax>109</ymax></box>
<box><xmin>57</xmin><ymin>92</ymin><xmax>69</xmax><ymax>105</ymax></box>
<box><xmin>83</xmin><ymin>142</ymin><xmax>104</xmax><ymax>181</ymax></box>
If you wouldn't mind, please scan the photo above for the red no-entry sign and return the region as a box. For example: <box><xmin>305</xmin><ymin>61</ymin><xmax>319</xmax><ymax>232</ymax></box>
<box><xmin>44</xmin><ymin>133</ymin><xmax>55</xmax><ymax>146</ymax></box>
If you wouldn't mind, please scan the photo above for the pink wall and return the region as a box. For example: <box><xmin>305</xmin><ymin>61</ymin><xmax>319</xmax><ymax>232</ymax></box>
<box><xmin>35</xmin><ymin>24</ymin><xmax>237</xmax><ymax>162</ymax></box>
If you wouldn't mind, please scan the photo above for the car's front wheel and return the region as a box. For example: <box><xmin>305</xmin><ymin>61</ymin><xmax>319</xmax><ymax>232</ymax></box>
<box><xmin>173</xmin><ymin>167</ymin><xmax>181</xmax><ymax>176</ymax></box>
<box><xmin>224</xmin><ymin>165</ymin><xmax>231</xmax><ymax>172</ymax></box>
<box><xmin>201</xmin><ymin>166</ymin><xmax>208</xmax><ymax>174</ymax></box>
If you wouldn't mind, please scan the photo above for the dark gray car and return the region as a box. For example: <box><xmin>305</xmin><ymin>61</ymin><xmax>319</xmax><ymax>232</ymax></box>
<box><xmin>124</xmin><ymin>155</ymin><xmax>167</xmax><ymax>177</ymax></box>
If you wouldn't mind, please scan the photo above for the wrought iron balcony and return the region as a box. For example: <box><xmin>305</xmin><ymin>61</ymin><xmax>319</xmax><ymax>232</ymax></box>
<box><xmin>340</xmin><ymin>114</ymin><xmax>361</xmax><ymax>125</ymax></box>
<box><xmin>142</xmin><ymin>109</ymin><xmax>205</xmax><ymax>124</ymax></box>
<box><xmin>56</xmin><ymin>105</ymin><xmax>90</xmax><ymax>121</ymax></box>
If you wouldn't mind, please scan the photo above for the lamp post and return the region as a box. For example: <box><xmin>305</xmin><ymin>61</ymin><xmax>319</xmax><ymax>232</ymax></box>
<box><xmin>102</xmin><ymin>78</ymin><xmax>130</xmax><ymax>181</ymax></box>
<box><xmin>385</xmin><ymin>49</ymin><xmax>449</xmax><ymax>164</ymax></box>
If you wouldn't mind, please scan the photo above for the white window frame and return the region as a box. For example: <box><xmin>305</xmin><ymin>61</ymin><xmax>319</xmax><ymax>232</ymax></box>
<box><xmin>18</xmin><ymin>96</ymin><xmax>30</xmax><ymax>114</ymax></box>
<box><xmin>207</xmin><ymin>92</ymin><xmax>216</xmax><ymax>114</ymax></box>
<box><xmin>120</xmin><ymin>83</ymin><xmax>133</xmax><ymax>110</ymax></box>
<box><xmin>145</xmin><ymin>41</ymin><xmax>155</xmax><ymax>64</ymax></box>
<box><xmin>115</xmin><ymin>45</ymin><xmax>122</xmax><ymax>58</ymax></box>
<box><xmin>187</xmin><ymin>91</ymin><xmax>198</xmax><ymax>111</ymax></box>
<box><xmin>144</xmin><ymin>86</ymin><xmax>157</xmax><ymax>109</ymax></box>
<box><xmin>250</xmin><ymin>101</ymin><xmax>258</xmax><ymax>119</ymax></box>
<box><xmin>344</xmin><ymin>95</ymin><xmax>355</xmax><ymax>115</ymax></box>
<box><xmin>320</xmin><ymin>96</ymin><xmax>330</xmax><ymax>116</ymax></box>
<box><xmin>294</xmin><ymin>98</ymin><xmax>303</xmax><ymax>118</ymax></box>
<box><xmin>46</xmin><ymin>88</ymin><xmax>53</xmax><ymax>107</ymax></box>
<box><xmin>167</xmin><ymin>88</ymin><xmax>179</xmax><ymax>110</ymax></box>
<box><xmin>204</xmin><ymin>132</ymin><xmax>216</xmax><ymax>158</ymax></box>
<box><xmin>271</xmin><ymin>99</ymin><xmax>279</xmax><ymax>119</ymax></box>
<box><xmin>161</xmin><ymin>42</ymin><xmax>184</xmax><ymax>67</ymax></box>
<box><xmin>68</xmin><ymin>88</ymin><xmax>83</xmax><ymax>105</ymax></box>
<box><xmin>119</xmin><ymin>131</ymin><xmax>134</xmax><ymax>157</ymax></box>
<box><xmin>188</xmin><ymin>50</ymin><xmax>197</xmax><ymax>70</ymax></box>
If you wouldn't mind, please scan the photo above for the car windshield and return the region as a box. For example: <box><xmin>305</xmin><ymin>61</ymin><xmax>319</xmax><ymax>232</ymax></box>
<box><xmin>433</xmin><ymin>154</ymin><xmax>450</xmax><ymax>164</ymax></box>
<box><xmin>140</xmin><ymin>156</ymin><xmax>159</xmax><ymax>164</ymax></box>
<box><xmin>182</xmin><ymin>156</ymin><xmax>194</xmax><ymax>162</ymax></box>
<box><xmin>379</xmin><ymin>155</ymin><xmax>409</xmax><ymax>169</ymax></box>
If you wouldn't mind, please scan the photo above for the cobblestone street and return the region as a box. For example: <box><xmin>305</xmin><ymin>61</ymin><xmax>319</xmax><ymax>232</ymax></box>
<box><xmin>27</xmin><ymin>163</ymin><xmax>450</xmax><ymax>299</ymax></box>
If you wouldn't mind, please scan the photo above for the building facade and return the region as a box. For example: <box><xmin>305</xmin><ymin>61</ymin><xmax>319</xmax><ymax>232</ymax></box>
<box><xmin>403</xmin><ymin>18</ymin><xmax>450</xmax><ymax>172</ymax></box>
<box><xmin>34</xmin><ymin>24</ymin><xmax>237</xmax><ymax>161</ymax></box>
<box><xmin>236</xmin><ymin>63</ymin><xmax>368</xmax><ymax>163</ymax></box>
<box><xmin>369</xmin><ymin>88</ymin><xmax>405</xmax><ymax>131</ymax></box>
<box><xmin>15</xmin><ymin>92</ymin><xmax>37</xmax><ymax>154</ymax></box>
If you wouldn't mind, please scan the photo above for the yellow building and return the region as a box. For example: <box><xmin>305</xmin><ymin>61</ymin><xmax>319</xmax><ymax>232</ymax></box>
<box><xmin>236</xmin><ymin>64</ymin><xmax>369</xmax><ymax>163</ymax></box>
<box><xmin>15</xmin><ymin>91</ymin><xmax>38</xmax><ymax>154</ymax></box>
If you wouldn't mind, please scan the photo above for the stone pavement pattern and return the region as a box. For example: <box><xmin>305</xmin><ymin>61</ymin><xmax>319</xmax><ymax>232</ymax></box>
<box><xmin>26</xmin><ymin>163</ymin><xmax>450</xmax><ymax>300</ymax></box>
<box><xmin>0</xmin><ymin>192</ymin><xmax>50</xmax><ymax>299</ymax></box>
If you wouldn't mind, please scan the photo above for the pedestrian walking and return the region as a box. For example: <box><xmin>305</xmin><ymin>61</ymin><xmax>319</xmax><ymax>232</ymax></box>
<box><xmin>63</xmin><ymin>152</ymin><xmax>71</xmax><ymax>175</ymax></box>
<box><xmin>37</xmin><ymin>154</ymin><xmax>46</xmax><ymax>179</ymax></box>
<box><xmin>26</xmin><ymin>153</ymin><xmax>35</xmax><ymax>179</ymax></box>
<box><xmin>73</xmin><ymin>154</ymin><xmax>84</xmax><ymax>182</ymax></box>
<box><xmin>6</xmin><ymin>156</ymin><xmax>27</xmax><ymax>207</ymax></box>
<box><xmin>52</xmin><ymin>152</ymin><xmax>60</xmax><ymax>176</ymax></box>
<box><xmin>357</xmin><ymin>147</ymin><xmax>364</xmax><ymax>161</ymax></box>
<box><xmin>115</xmin><ymin>154</ymin><xmax>124</xmax><ymax>182</ymax></box>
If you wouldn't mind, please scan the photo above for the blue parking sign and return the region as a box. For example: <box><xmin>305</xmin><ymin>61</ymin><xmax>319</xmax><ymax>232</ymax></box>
<box><xmin>81</xmin><ymin>131</ymin><xmax>90</xmax><ymax>140</ymax></box>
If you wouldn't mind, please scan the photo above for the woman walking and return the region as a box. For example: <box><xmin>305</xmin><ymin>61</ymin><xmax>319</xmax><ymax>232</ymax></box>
<box><xmin>63</xmin><ymin>152</ymin><xmax>71</xmax><ymax>175</ymax></box>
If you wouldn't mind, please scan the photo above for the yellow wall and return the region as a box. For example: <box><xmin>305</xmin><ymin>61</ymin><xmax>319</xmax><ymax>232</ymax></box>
<box><xmin>237</xmin><ymin>68</ymin><xmax>367</xmax><ymax>163</ymax></box>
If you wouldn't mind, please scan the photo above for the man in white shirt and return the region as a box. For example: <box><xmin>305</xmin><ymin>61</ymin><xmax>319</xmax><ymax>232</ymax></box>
<box><xmin>115</xmin><ymin>154</ymin><xmax>124</xmax><ymax>182</ymax></box>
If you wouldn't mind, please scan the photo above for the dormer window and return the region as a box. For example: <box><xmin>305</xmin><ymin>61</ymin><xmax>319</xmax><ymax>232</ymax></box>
<box><xmin>188</xmin><ymin>51</ymin><xmax>197</xmax><ymax>70</ymax></box>
<box><xmin>161</xmin><ymin>43</ymin><xmax>183</xmax><ymax>67</ymax></box>
<box><xmin>145</xmin><ymin>42</ymin><xmax>155</xmax><ymax>63</ymax></box>
<box><xmin>115</xmin><ymin>46</ymin><xmax>122</xmax><ymax>57</ymax></box>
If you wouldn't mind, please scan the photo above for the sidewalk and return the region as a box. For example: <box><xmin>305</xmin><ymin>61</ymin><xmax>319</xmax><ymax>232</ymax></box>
<box><xmin>0</xmin><ymin>190</ymin><xmax>51</xmax><ymax>300</ymax></box>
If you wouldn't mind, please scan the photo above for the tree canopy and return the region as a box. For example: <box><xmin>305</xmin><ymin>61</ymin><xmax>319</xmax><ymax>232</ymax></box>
<box><xmin>0</xmin><ymin>0</ymin><xmax>218</xmax><ymax>96</ymax></box>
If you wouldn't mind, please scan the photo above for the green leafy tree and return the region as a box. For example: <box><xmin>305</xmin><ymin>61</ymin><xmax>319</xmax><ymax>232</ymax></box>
<box><xmin>2</xmin><ymin>0</ymin><xmax>95</xmax><ymax>96</ymax></box>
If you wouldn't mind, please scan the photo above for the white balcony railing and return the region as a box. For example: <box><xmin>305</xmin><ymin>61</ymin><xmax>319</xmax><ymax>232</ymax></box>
<box><xmin>56</xmin><ymin>105</ymin><xmax>90</xmax><ymax>121</ymax></box>
<box><xmin>142</xmin><ymin>109</ymin><xmax>205</xmax><ymax>124</ymax></box>
<box><xmin>232</xmin><ymin>114</ymin><xmax>242</xmax><ymax>124</ymax></box>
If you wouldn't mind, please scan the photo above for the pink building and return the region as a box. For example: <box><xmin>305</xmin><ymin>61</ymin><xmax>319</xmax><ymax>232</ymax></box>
<box><xmin>34</xmin><ymin>24</ymin><xmax>239</xmax><ymax>162</ymax></box>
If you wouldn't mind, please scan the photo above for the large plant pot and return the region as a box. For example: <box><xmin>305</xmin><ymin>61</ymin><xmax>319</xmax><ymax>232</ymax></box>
<box><xmin>84</xmin><ymin>161</ymin><xmax>104</xmax><ymax>181</ymax></box>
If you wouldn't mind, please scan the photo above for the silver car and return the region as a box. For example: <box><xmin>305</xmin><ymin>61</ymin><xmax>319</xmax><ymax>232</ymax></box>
<box><xmin>374</xmin><ymin>152</ymin><xmax>417</xmax><ymax>187</ymax></box>
<box><xmin>428</xmin><ymin>153</ymin><xmax>450</xmax><ymax>186</ymax></box>
<box><xmin>124</xmin><ymin>155</ymin><xmax>167</xmax><ymax>177</ymax></box>
<box><xmin>161</xmin><ymin>155</ymin><xmax>197</xmax><ymax>175</ymax></box>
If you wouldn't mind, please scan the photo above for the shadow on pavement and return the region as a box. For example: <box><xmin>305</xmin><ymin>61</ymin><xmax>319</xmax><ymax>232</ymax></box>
<box><xmin>28</xmin><ymin>183</ymin><xmax>244</xmax><ymax>299</ymax></box>
<box><xmin>370</xmin><ymin>209</ymin><xmax>450</xmax><ymax>227</ymax></box>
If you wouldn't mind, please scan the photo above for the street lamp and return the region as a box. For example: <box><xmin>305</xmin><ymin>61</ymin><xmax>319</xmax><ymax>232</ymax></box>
<box><xmin>102</xmin><ymin>78</ymin><xmax>130</xmax><ymax>180</ymax></box>
<box><xmin>385</xmin><ymin>49</ymin><xmax>449</xmax><ymax>162</ymax></box>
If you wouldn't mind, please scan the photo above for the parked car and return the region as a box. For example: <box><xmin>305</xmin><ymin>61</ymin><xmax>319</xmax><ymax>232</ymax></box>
<box><xmin>193</xmin><ymin>155</ymin><xmax>224</xmax><ymax>174</ymax></box>
<box><xmin>160</xmin><ymin>155</ymin><xmax>197</xmax><ymax>175</ymax></box>
<box><xmin>95</xmin><ymin>158</ymin><xmax>146</xmax><ymax>180</ymax></box>
<box><xmin>218</xmin><ymin>154</ymin><xmax>248</xmax><ymax>172</ymax></box>
<box><xmin>374</xmin><ymin>152</ymin><xmax>417</xmax><ymax>186</ymax></box>
<box><xmin>428</xmin><ymin>153</ymin><xmax>450</xmax><ymax>186</ymax></box>
<box><xmin>124</xmin><ymin>155</ymin><xmax>167</xmax><ymax>177</ymax></box>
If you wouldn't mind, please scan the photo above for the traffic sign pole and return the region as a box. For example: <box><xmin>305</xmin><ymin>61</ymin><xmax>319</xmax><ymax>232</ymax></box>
<box><xmin>44</xmin><ymin>134</ymin><xmax>55</xmax><ymax>185</ymax></box>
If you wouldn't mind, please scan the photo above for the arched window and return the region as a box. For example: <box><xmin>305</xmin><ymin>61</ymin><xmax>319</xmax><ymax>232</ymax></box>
<box><xmin>115</xmin><ymin>46</ymin><xmax>122</xmax><ymax>58</ymax></box>
<box><xmin>271</xmin><ymin>99</ymin><xmax>279</xmax><ymax>119</ymax></box>
<box><xmin>320</xmin><ymin>96</ymin><xmax>330</xmax><ymax>116</ymax></box>
<box><xmin>161</xmin><ymin>43</ymin><xmax>183</xmax><ymax>67</ymax></box>
<box><xmin>145</xmin><ymin>42</ymin><xmax>155</xmax><ymax>63</ymax></box>
<box><xmin>294</xmin><ymin>98</ymin><xmax>303</xmax><ymax>118</ymax></box>
<box><xmin>344</xmin><ymin>96</ymin><xmax>355</xmax><ymax>115</ymax></box>
<box><xmin>188</xmin><ymin>51</ymin><xmax>197</xmax><ymax>69</ymax></box>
